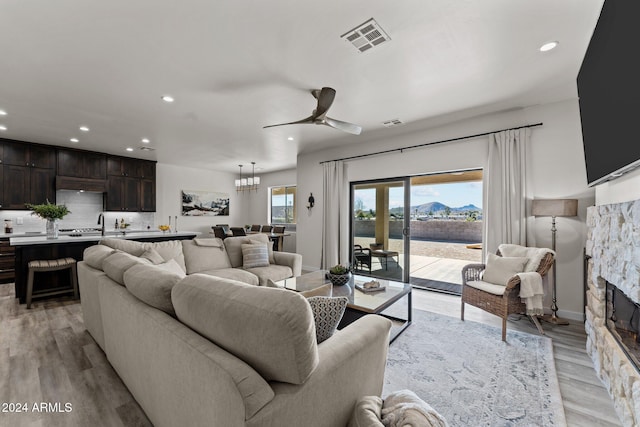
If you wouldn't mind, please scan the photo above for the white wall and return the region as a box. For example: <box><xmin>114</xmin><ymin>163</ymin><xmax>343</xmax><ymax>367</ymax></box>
<box><xmin>297</xmin><ymin>98</ymin><xmax>594</xmax><ymax>320</ymax></box>
<box><xmin>156</xmin><ymin>163</ymin><xmax>248</xmax><ymax>236</ymax></box>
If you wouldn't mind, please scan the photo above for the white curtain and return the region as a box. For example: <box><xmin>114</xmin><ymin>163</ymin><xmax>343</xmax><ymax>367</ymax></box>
<box><xmin>321</xmin><ymin>161</ymin><xmax>348</xmax><ymax>269</ymax></box>
<box><xmin>484</xmin><ymin>128</ymin><xmax>531</xmax><ymax>256</ymax></box>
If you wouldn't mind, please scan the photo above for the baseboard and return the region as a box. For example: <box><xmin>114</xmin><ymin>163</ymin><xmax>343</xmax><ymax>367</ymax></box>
<box><xmin>555</xmin><ymin>308</ymin><xmax>585</xmax><ymax>322</ymax></box>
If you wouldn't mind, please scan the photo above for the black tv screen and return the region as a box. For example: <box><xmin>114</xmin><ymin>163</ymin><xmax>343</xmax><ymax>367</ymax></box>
<box><xmin>578</xmin><ymin>0</ymin><xmax>640</xmax><ymax>186</ymax></box>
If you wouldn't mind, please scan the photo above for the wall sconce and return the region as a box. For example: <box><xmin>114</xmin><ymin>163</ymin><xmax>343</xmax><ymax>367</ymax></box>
<box><xmin>306</xmin><ymin>193</ymin><xmax>315</xmax><ymax>211</ymax></box>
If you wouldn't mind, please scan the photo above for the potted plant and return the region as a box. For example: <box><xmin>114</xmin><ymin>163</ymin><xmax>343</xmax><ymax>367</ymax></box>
<box><xmin>26</xmin><ymin>200</ymin><xmax>70</xmax><ymax>239</ymax></box>
<box><xmin>327</xmin><ymin>263</ymin><xmax>352</xmax><ymax>286</ymax></box>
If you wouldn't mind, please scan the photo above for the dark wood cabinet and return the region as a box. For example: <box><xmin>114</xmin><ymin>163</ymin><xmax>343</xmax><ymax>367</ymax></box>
<box><xmin>106</xmin><ymin>176</ymin><xmax>139</xmax><ymax>211</ymax></box>
<box><xmin>3</xmin><ymin>164</ymin><xmax>55</xmax><ymax>208</ymax></box>
<box><xmin>3</xmin><ymin>165</ymin><xmax>30</xmax><ymax>209</ymax></box>
<box><xmin>108</xmin><ymin>156</ymin><xmax>143</xmax><ymax>178</ymax></box>
<box><xmin>140</xmin><ymin>178</ymin><xmax>155</xmax><ymax>211</ymax></box>
<box><xmin>0</xmin><ymin>238</ymin><xmax>15</xmax><ymax>284</ymax></box>
<box><xmin>106</xmin><ymin>156</ymin><xmax>155</xmax><ymax>211</ymax></box>
<box><xmin>57</xmin><ymin>149</ymin><xmax>107</xmax><ymax>179</ymax></box>
<box><xmin>4</xmin><ymin>141</ymin><xmax>55</xmax><ymax>168</ymax></box>
<box><xmin>30</xmin><ymin>167</ymin><xmax>56</xmax><ymax>205</ymax></box>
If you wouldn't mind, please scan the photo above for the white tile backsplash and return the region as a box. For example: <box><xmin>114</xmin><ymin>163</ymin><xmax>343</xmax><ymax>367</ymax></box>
<box><xmin>0</xmin><ymin>190</ymin><xmax>155</xmax><ymax>234</ymax></box>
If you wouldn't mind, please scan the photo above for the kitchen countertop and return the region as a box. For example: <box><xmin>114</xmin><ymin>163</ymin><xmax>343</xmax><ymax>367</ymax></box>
<box><xmin>10</xmin><ymin>230</ymin><xmax>200</xmax><ymax>246</ymax></box>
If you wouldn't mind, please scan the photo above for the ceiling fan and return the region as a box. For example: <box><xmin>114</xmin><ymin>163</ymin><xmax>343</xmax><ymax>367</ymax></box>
<box><xmin>263</xmin><ymin>87</ymin><xmax>362</xmax><ymax>135</ymax></box>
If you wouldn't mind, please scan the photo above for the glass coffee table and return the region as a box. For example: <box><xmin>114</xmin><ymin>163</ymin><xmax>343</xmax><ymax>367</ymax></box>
<box><xmin>275</xmin><ymin>270</ymin><xmax>412</xmax><ymax>342</ymax></box>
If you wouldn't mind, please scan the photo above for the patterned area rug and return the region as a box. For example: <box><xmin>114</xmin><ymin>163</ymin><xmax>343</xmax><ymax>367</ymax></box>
<box><xmin>384</xmin><ymin>310</ymin><xmax>566</xmax><ymax>427</ymax></box>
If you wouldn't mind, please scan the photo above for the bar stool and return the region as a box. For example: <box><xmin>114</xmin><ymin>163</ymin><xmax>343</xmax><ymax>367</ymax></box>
<box><xmin>26</xmin><ymin>257</ymin><xmax>79</xmax><ymax>309</ymax></box>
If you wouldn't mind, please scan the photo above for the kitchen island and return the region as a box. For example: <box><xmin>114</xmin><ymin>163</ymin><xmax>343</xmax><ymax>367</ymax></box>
<box><xmin>10</xmin><ymin>231</ymin><xmax>199</xmax><ymax>304</ymax></box>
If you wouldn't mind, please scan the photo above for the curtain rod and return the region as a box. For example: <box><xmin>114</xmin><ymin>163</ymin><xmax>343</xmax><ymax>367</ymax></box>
<box><xmin>319</xmin><ymin>122</ymin><xmax>543</xmax><ymax>165</ymax></box>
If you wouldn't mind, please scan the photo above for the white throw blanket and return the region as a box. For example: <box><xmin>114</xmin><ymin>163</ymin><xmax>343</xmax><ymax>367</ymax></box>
<box><xmin>381</xmin><ymin>390</ymin><xmax>448</xmax><ymax>427</ymax></box>
<box><xmin>497</xmin><ymin>244</ymin><xmax>554</xmax><ymax>315</ymax></box>
<box><xmin>517</xmin><ymin>272</ymin><xmax>544</xmax><ymax>315</ymax></box>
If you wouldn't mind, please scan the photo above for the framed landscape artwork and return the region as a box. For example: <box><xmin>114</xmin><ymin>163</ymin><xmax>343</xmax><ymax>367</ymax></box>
<box><xmin>181</xmin><ymin>190</ymin><xmax>229</xmax><ymax>216</ymax></box>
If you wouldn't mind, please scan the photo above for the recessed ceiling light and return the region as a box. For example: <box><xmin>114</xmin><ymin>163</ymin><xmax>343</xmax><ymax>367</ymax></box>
<box><xmin>161</xmin><ymin>95</ymin><xmax>175</xmax><ymax>103</ymax></box>
<box><xmin>70</xmin><ymin>138</ymin><xmax>79</xmax><ymax>143</ymax></box>
<box><xmin>0</xmin><ymin>110</ymin><xmax>7</xmax><ymax>116</ymax></box>
<box><xmin>141</xmin><ymin>138</ymin><xmax>150</xmax><ymax>143</ymax></box>
<box><xmin>79</xmin><ymin>126</ymin><xmax>90</xmax><ymax>132</ymax></box>
<box><xmin>287</xmin><ymin>137</ymin><xmax>294</xmax><ymax>141</ymax></box>
<box><xmin>0</xmin><ymin>125</ymin><xmax>6</xmax><ymax>131</ymax></box>
<box><xmin>539</xmin><ymin>41</ymin><xmax>558</xmax><ymax>52</ymax></box>
<box><xmin>126</xmin><ymin>147</ymin><xmax>134</xmax><ymax>152</ymax></box>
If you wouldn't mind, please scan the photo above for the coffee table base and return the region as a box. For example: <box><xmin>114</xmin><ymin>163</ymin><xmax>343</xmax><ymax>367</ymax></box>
<box><xmin>338</xmin><ymin>290</ymin><xmax>412</xmax><ymax>344</ymax></box>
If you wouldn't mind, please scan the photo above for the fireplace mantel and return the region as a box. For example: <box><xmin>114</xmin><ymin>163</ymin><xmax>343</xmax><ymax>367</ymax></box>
<box><xmin>586</xmin><ymin>200</ymin><xmax>640</xmax><ymax>426</ymax></box>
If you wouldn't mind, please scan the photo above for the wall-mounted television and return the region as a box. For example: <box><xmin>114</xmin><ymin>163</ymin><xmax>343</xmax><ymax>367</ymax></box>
<box><xmin>578</xmin><ymin>0</ymin><xmax>640</xmax><ymax>187</ymax></box>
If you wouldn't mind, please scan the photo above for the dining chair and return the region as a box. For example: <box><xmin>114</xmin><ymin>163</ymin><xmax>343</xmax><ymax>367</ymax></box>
<box><xmin>261</xmin><ymin>225</ymin><xmax>273</xmax><ymax>232</ymax></box>
<box><xmin>216</xmin><ymin>224</ymin><xmax>230</xmax><ymax>235</ymax></box>
<box><xmin>211</xmin><ymin>226</ymin><xmax>227</xmax><ymax>240</ymax></box>
<box><xmin>250</xmin><ymin>224</ymin><xmax>261</xmax><ymax>232</ymax></box>
<box><xmin>230</xmin><ymin>227</ymin><xmax>246</xmax><ymax>236</ymax></box>
<box><xmin>273</xmin><ymin>225</ymin><xmax>285</xmax><ymax>233</ymax></box>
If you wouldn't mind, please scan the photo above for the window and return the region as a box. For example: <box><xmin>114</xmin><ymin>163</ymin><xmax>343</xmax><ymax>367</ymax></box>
<box><xmin>270</xmin><ymin>186</ymin><xmax>297</xmax><ymax>224</ymax></box>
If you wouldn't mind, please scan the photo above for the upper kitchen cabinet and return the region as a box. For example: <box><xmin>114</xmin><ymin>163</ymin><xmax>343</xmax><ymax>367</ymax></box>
<box><xmin>108</xmin><ymin>156</ymin><xmax>143</xmax><ymax>178</ymax></box>
<box><xmin>105</xmin><ymin>156</ymin><xmax>156</xmax><ymax>212</ymax></box>
<box><xmin>1</xmin><ymin>139</ymin><xmax>56</xmax><ymax>209</ymax></box>
<box><xmin>57</xmin><ymin>149</ymin><xmax>107</xmax><ymax>179</ymax></box>
<box><xmin>3</xmin><ymin>140</ymin><xmax>55</xmax><ymax>169</ymax></box>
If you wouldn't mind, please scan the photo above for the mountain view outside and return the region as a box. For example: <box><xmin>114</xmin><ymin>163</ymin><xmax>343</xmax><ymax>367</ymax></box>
<box><xmin>353</xmin><ymin>175</ymin><xmax>483</xmax><ymax>293</ymax></box>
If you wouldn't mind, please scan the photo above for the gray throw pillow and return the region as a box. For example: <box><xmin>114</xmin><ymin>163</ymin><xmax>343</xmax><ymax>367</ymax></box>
<box><xmin>242</xmin><ymin>243</ymin><xmax>270</xmax><ymax>269</ymax></box>
<box><xmin>307</xmin><ymin>296</ymin><xmax>349</xmax><ymax>343</ymax></box>
<box><xmin>482</xmin><ymin>253</ymin><xmax>529</xmax><ymax>286</ymax></box>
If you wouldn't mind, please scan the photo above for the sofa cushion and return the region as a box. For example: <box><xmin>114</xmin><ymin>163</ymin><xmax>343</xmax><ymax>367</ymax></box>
<box><xmin>100</xmin><ymin>238</ymin><xmax>146</xmax><ymax>256</ymax></box>
<box><xmin>102</xmin><ymin>251</ymin><xmax>151</xmax><ymax>285</ymax></box>
<box><xmin>224</xmin><ymin>234</ymin><xmax>274</xmax><ymax>268</ymax></box>
<box><xmin>307</xmin><ymin>296</ymin><xmax>349</xmax><ymax>343</ymax></box>
<box><xmin>172</xmin><ymin>274</ymin><xmax>319</xmax><ymax>384</ymax></box>
<box><xmin>181</xmin><ymin>238</ymin><xmax>232</xmax><ymax>274</ymax></box>
<box><xmin>242</xmin><ymin>243</ymin><xmax>270</xmax><ymax>269</ymax></box>
<box><xmin>148</xmin><ymin>240</ymin><xmax>187</xmax><ymax>272</ymax></box>
<box><xmin>140</xmin><ymin>248</ymin><xmax>165</xmax><ymax>264</ymax></box>
<box><xmin>244</xmin><ymin>264</ymin><xmax>293</xmax><ymax>286</ymax></box>
<box><xmin>83</xmin><ymin>244</ymin><xmax>116</xmax><ymax>270</ymax></box>
<box><xmin>199</xmin><ymin>268</ymin><xmax>259</xmax><ymax>286</ymax></box>
<box><xmin>124</xmin><ymin>260</ymin><xmax>185</xmax><ymax>316</ymax></box>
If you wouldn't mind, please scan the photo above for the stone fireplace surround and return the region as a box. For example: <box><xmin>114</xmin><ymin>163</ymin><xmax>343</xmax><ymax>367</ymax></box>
<box><xmin>586</xmin><ymin>199</ymin><xmax>640</xmax><ymax>426</ymax></box>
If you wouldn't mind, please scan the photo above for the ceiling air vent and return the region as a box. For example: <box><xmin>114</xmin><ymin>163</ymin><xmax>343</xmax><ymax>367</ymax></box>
<box><xmin>341</xmin><ymin>18</ymin><xmax>391</xmax><ymax>53</ymax></box>
<box><xmin>383</xmin><ymin>119</ymin><xmax>404</xmax><ymax>128</ymax></box>
<box><xmin>139</xmin><ymin>146</ymin><xmax>155</xmax><ymax>151</ymax></box>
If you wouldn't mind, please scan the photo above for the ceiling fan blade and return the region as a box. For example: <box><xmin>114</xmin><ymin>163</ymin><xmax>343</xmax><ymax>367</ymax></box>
<box><xmin>312</xmin><ymin>87</ymin><xmax>336</xmax><ymax>120</ymax></box>
<box><xmin>263</xmin><ymin>115</ymin><xmax>314</xmax><ymax>129</ymax></box>
<box><xmin>323</xmin><ymin>116</ymin><xmax>362</xmax><ymax>135</ymax></box>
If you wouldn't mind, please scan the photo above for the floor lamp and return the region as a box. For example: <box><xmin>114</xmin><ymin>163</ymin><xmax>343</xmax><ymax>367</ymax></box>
<box><xmin>532</xmin><ymin>198</ymin><xmax>578</xmax><ymax>325</ymax></box>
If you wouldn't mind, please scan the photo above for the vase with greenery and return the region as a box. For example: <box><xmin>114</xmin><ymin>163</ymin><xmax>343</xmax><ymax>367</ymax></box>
<box><xmin>26</xmin><ymin>200</ymin><xmax>71</xmax><ymax>239</ymax></box>
<box><xmin>327</xmin><ymin>264</ymin><xmax>352</xmax><ymax>286</ymax></box>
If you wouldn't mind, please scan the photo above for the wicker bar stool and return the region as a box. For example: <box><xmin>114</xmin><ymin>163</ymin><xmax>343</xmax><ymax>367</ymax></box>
<box><xmin>26</xmin><ymin>257</ymin><xmax>79</xmax><ymax>309</ymax></box>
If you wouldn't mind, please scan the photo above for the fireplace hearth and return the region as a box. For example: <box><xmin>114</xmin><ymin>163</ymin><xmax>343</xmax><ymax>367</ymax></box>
<box><xmin>606</xmin><ymin>282</ymin><xmax>640</xmax><ymax>373</ymax></box>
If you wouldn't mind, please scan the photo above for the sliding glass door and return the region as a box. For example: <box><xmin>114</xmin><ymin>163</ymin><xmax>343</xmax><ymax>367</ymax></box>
<box><xmin>351</xmin><ymin>178</ymin><xmax>410</xmax><ymax>282</ymax></box>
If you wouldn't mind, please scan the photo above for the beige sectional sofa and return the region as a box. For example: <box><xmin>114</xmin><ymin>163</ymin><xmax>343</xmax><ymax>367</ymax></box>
<box><xmin>78</xmin><ymin>236</ymin><xmax>392</xmax><ymax>427</ymax></box>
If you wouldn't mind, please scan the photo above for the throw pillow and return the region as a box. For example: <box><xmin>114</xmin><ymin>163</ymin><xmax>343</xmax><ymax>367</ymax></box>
<box><xmin>242</xmin><ymin>243</ymin><xmax>270</xmax><ymax>269</ymax></box>
<box><xmin>140</xmin><ymin>248</ymin><xmax>165</xmax><ymax>265</ymax></box>
<box><xmin>123</xmin><ymin>262</ymin><xmax>185</xmax><ymax>316</ymax></box>
<box><xmin>307</xmin><ymin>296</ymin><xmax>349</xmax><ymax>343</ymax></box>
<box><xmin>482</xmin><ymin>253</ymin><xmax>529</xmax><ymax>286</ymax></box>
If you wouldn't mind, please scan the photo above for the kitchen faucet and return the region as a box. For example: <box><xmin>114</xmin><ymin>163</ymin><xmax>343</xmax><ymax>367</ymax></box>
<box><xmin>97</xmin><ymin>213</ymin><xmax>105</xmax><ymax>236</ymax></box>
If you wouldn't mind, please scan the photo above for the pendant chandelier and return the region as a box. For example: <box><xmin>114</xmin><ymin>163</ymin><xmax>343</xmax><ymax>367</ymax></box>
<box><xmin>235</xmin><ymin>162</ymin><xmax>260</xmax><ymax>192</ymax></box>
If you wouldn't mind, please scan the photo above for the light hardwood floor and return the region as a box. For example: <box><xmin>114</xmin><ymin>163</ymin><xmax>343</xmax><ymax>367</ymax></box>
<box><xmin>0</xmin><ymin>282</ymin><xmax>622</xmax><ymax>426</ymax></box>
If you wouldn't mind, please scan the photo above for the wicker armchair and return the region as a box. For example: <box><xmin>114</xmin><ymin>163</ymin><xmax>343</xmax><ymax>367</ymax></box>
<box><xmin>461</xmin><ymin>249</ymin><xmax>554</xmax><ymax>341</ymax></box>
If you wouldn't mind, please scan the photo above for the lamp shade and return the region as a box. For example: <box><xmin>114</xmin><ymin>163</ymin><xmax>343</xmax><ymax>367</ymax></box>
<box><xmin>531</xmin><ymin>199</ymin><xmax>578</xmax><ymax>217</ymax></box>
